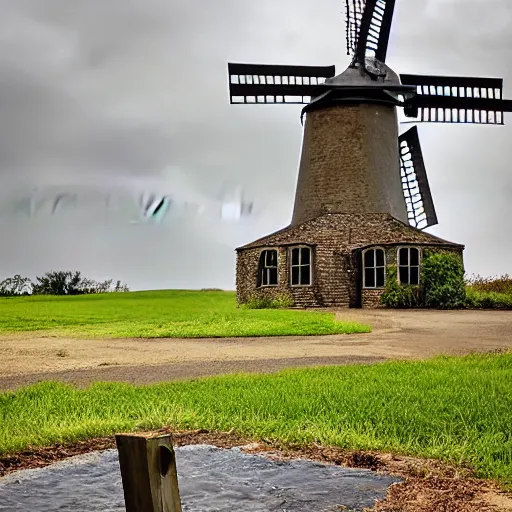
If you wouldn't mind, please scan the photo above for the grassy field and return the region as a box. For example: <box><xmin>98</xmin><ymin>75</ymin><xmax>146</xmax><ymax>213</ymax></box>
<box><xmin>0</xmin><ymin>290</ymin><xmax>370</xmax><ymax>338</ymax></box>
<box><xmin>2</xmin><ymin>353</ymin><xmax>511</xmax><ymax>484</ymax></box>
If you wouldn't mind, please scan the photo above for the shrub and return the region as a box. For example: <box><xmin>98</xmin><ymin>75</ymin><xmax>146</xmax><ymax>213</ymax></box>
<box><xmin>380</xmin><ymin>251</ymin><xmax>466</xmax><ymax>309</ymax></box>
<box><xmin>0</xmin><ymin>275</ymin><xmax>32</xmax><ymax>297</ymax></box>
<box><xmin>421</xmin><ymin>251</ymin><xmax>466</xmax><ymax>309</ymax></box>
<box><xmin>465</xmin><ymin>289</ymin><xmax>512</xmax><ymax>310</ymax></box>
<box><xmin>32</xmin><ymin>271</ymin><xmax>84</xmax><ymax>295</ymax></box>
<box><xmin>466</xmin><ymin>274</ymin><xmax>512</xmax><ymax>295</ymax></box>
<box><xmin>380</xmin><ymin>266</ymin><xmax>422</xmax><ymax>308</ymax></box>
<box><xmin>244</xmin><ymin>293</ymin><xmax>293</xmax><ymax>309</ymax></box>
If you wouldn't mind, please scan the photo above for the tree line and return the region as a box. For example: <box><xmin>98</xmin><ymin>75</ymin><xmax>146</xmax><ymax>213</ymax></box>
<box><xmin>0</xmin><ymin>271</ymin><xmax>129</xmax><ymax>296</ymax></box>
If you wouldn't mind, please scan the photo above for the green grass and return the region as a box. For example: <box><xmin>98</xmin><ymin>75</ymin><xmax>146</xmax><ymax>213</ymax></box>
<box><xmin>0</xmin><ymin>290</ymin><xmax>370</xmax><ymax>338</ymax></box>
<box><xmin>2</xmin><ymin>354</ymin><xmax>511</xmax><ymax>484</ymax></box>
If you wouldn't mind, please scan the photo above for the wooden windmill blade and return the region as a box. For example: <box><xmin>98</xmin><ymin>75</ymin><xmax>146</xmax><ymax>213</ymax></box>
<box><xmin>227</xmin><ymin>63</ymin><xmax>336</xmax><ymax>104</ymax></box>
<box><xmin>398</xmin><ymin>126</ymin><xmax>438</xmax><ymax>230</ymax></box>
<box><xmin>400</xmin><ymin>74</ymin><xmax>512</xmax><ymax>124</ymax></box>
<box><xmin>346</xmin><ymin>0</ymin><xmax>397</xmax><ymax>63</ymax></box>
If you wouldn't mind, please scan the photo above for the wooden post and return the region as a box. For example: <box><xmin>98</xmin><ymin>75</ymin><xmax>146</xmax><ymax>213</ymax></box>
<box><xmin>115</xmin><ymin>433</ymin><xmax>182</xmax><ymax>512</ymax></box>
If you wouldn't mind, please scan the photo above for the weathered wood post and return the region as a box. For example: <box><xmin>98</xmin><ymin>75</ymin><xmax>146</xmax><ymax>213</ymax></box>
<box><xmin>115</xmin><ymin>433</ymin><xmax>182</xmax><ymax>512</ymax></box>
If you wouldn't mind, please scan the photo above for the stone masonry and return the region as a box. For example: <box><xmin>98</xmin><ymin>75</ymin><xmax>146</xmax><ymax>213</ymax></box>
<box><xmin>236</xmin><ymin>213</ymin><xmax>464</xmax><ymax>308</ymax></box>
<box><xmin>291</xmin><ymin>104</ymin><xmax>408</xmax><ymax>226</ymax></box>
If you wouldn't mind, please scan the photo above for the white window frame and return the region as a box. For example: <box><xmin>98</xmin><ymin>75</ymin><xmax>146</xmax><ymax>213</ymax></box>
<box><xmin>397</xmin><ymin>246</ymin><xmax>421</xmax><ymax>285</ymax></box>
<box><xmin>290</xmin><ymin>246</ymin><xmax>313</xmax><ymax>287</ymax></box>
<box><xmin>258</xmin><ymin>249</ymin><xmax>279</xmax><ymax>287</ymax></box>
<box><xmin>362</xmin><ymin>247</ymin><xmax>386</xmax><ymax>289</ymax></box>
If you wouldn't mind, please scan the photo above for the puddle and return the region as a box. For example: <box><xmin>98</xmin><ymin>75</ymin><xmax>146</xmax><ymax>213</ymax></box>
<box><xmin>0</xmin><ymin>445</ymin><xmax>399</xmax><ymax>511</ymax></box>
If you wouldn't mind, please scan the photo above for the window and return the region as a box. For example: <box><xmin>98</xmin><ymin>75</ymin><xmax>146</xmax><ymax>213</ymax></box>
<box><xmin>398</xmin><ymin>247</ymin><xmax>420</xmax><ymax>285</ymax></box>
<box><xmin>257</xmin><ymin>250</ymin><xmax>278</xmax><ymax>287</ymax></box>
<box><xmin>363</xmin><ymin>248</ymin><xmax>385</xmax><ymax>288</ymax></box>
<box><xmin>290</xmin><ymin>247</ymin><xmax>312</xmax><ymax>286</ymax></box>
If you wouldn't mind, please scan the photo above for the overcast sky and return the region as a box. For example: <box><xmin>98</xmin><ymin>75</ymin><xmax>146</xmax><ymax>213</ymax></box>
<box><xmin>0</xmin><ymin>0</ymin><xmax>511</xmax><ymax>290</ymax></box>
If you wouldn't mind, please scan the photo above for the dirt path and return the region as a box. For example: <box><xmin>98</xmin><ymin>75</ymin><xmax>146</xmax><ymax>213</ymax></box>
<box><xmin>0</xmin><ymin>310</ymin><xmax>511</xmax><ymax>390</ymax></box>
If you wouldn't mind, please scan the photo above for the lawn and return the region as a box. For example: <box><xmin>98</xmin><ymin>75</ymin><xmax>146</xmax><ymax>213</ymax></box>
<box><xmin>1</xmin><ymin>353</ymin><xmax>511</xmax><ymax>484</ymax></box>
<box><xmin>0</xmin><ymin>290</ymin><xmax>370</xmax><ymax>338</ymax></box>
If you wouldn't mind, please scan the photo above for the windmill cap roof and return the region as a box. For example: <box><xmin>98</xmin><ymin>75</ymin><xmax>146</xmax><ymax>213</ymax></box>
<box><xmin>324</xmin><ymin>59</ymin><xmax>409</xmax><ymax>90</ymax></box>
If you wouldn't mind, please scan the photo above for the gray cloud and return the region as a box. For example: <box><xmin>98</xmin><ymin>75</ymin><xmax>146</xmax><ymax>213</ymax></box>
<box><xmin>0</xmin><ymin>0</ymin><xmax>511</xmax><ymax>288</ymax></box>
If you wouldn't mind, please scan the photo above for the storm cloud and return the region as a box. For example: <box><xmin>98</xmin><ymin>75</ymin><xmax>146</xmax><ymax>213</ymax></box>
<box><xmin>0</xmin><ymin>0</ymin><xmax>511</xmax><ymax>289</ymax></box>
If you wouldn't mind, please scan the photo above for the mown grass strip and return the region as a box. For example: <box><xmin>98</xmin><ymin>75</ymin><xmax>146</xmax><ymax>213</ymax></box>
<box><xmin>1</xmin><ymin>354</ymin><xmax>511</xmax><ymax>484</ymax></box>
<box><xmin>0</xmin><ymin>290</ymin><xmax>370</xmax><ymax>338</ymax></box>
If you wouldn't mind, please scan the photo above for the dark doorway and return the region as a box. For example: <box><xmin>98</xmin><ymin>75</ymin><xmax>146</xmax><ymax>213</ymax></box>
<box><xmin>348</xmin><ymin>251</ymin><xmax>362</xmax><ymax>308</ymax></box>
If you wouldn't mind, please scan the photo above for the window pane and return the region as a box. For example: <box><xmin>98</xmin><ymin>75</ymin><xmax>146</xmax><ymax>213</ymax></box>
<box><xmin>410</xmin><ymin>248</ymin><xmax>419</xmax><ymax>266</ymax></box>
<box><xmin>410</xmin><ymin>267</ymin><xmax>419</xmax><ymax>285</ymax></box>
<box><xmin>261</xmin><ymin>268</ymin><xmax>268</xmax><ymax>286</ymax></box>
<box><xmin>399</xmin><ymin>248</ymin><xmax>408</xmax><ymax>265</ymax></box>
<box><xmin>269</xmin><ymin>267</ymin><xmax>278</xmax><ymax>285</ymax></box>
<box><xmin>300</xmin><ymin>265</ymin><xmax>311</xmax><ymax>285</ymax></box>
<box><xmin>376</xmin><ymin>267</ymin><xmax>385</xmax><ymax>287</ymax></box>
<box><xmin>271</xmin><ymin>250</ymin><xmax>280</xmax><ymax>267</ymax></box>
<box><xmin>376</xmin><ymin>249</ymin><xmax>385</xmax><ymax>267</ymax></box>
<box><xmin>364</xmin><ymin>250</ymin><xmax>375</xmax><ymax>268</ymax></box>
<box><xmin>399</xmin><ymin>266</ymin><xmax>409</xmax><ymax>284</ymax></box>
<box><xmin>291</xmin><ymin>265</ymin><xmax>300</xmax><ymax>285</ymax></box>
<box><xmin>365</xmin><ymin>268</ymin><xmax>375</xmax><ymax>288</ymax></box>
<box><xmin>301</xmin><ymin>247</ymin><xmax>310</xmax><ymax>265</ymax></box>
<box><xmin>291</xmin><ymin>248</ymin><xmax>300</xmax><ymax>266</ymax></box>
<box><xmin>258</xmin><ymin>268</ymin><xmax>264</xmax><ymax>287</ymax></box>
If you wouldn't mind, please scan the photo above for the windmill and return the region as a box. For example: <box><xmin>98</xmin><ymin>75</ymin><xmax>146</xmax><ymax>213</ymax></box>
<box><xmin>227</xmin><ymin>0</ymin><xmax>512</xmax><ymax>231</ymax></box>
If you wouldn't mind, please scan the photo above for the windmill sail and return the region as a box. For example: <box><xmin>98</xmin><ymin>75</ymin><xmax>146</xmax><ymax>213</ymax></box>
<box><xmin>399</xmin><ymin>127</ymin><xmax>438</xmax><ymax>230</ymax></box>
<box><xmin>228</xmin><ymin>63</ymin><xmax>335</xmax><ymax>104</ymax></box>
<box><xmin>346</xmin><ymin>0</ymin><xmax>396</xmax><ymax>63</ymax></box>
<box><xmin>400</xmin><ymin>74</ymin><xmax>512</xmax><ymax>124</ymax></box>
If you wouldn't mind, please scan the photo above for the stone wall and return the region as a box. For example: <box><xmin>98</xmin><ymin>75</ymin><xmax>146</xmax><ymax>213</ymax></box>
<box><xmin>236</xmin><ymin>245</ymin><xmax>328</xmax><ymax>308</ymax></box>
<box><xmin>291</xmin><ymin>105</ymin><xmax>408</xmax><ymax>226</ymax></box>
<box><xmin>236</xmin><ymin>213</ymin><xmax>464</xmax><ymax>308</ymax></box>
<box><xmin>361</xmin><ymin>289</ymin><xmax>385</xmax><ymax>308</ymax></box>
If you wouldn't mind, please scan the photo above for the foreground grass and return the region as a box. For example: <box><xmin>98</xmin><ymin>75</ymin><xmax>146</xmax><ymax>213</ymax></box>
<box><xmin>0</xmin><ymin>290</ymin><xmax>369</xmax><ymax>338</ymax></box>
<box><xmin>2</xmin><ymin>354</ymin><xmax>511</xmax><ymax>484</ymax></box>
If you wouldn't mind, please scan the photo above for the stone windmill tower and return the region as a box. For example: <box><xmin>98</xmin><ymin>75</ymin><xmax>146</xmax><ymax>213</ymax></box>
<box><xmin>228</xmin><ymin>0</ymin><xmax>512</xmax><ymax>308</ymax></box>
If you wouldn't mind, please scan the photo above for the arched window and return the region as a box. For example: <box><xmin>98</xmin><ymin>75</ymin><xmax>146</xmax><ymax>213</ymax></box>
<box><xmin>398</xmin><ymin>247</ymin><xmax>420</xmax><ymax>285</ymax></box>
<box><xmin>257</xmin><ymin>250</ymin><xmax>278</xmax><ymax>287</ymax></box>
<box><xmin>290</xmin><ymin>246</ymin><xmax>312</xmax><ymax>286</ymax></box>
<box><xmin>363</xmin><ymin>248</ymin><xmax>386</xmax><ymax>288</ymax></box>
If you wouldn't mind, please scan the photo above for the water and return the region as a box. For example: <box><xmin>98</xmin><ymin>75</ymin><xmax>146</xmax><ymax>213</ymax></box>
<box><xmin>0</xmin><ymin>445</ymin><xmax>399</xmax><ymax>511</ymax></box>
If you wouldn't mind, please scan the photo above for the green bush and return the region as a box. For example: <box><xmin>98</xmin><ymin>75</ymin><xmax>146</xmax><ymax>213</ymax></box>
<box><xmin>380</xmin><ymin>251</ymin><xmax>466</xmax><ymax>309</ymax></box>
<box><xmin>380</xmin><ymin>266</ymin><xmax>422</xmax><ymax>308</ymax></box>
<box><xmin>244</xmin><ymin>293</ymin><xmax>293</xmax><ymax>309</ymax></box>
<box><xmin>421</xmin><ymin>251</ymin><xmax>466</xmax><ymax>309</ymax></box>
<box><xmin>465</xmin><ymin>288</ymin><xmax>512</xmax><ymax>310</ymax></box>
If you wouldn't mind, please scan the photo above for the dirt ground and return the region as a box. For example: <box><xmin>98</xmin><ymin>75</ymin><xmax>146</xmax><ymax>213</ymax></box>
<box><xmin>1</xmin><ymin>309</ymin><xmax>511</xmax><ymax>390</ymax></box>
<box><xmin>2</xmin><ymin>310</ymin><xmax>512</xmax><ymax>510</ymax></box>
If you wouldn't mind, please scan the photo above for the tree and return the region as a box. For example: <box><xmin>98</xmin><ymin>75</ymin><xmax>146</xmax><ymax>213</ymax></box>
<box><xmin>0</xmin><ymin>275</ymin><xmax>32</xmax><ymax>296</ymax></box>
<box><xmin>32</xmin><ymin>271</ymin><xmax>84</xmax><ymax>295</ymax></box>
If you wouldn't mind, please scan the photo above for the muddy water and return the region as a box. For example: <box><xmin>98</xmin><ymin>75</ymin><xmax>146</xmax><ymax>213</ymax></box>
<box><xmin>0</xmin><ymin>445</ymin><xmax>399</xmax><ymax>511</ymax></box>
